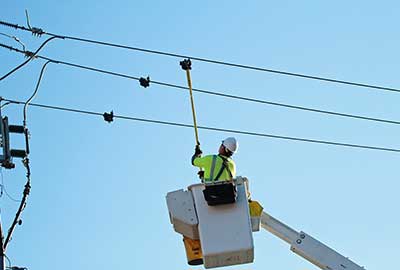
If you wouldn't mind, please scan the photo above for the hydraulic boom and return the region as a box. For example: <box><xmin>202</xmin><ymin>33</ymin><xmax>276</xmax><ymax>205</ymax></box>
<box><xmin>260</xmin><ymin>212</ymin><xmax>365</xmax><ymax>270</ymax></box>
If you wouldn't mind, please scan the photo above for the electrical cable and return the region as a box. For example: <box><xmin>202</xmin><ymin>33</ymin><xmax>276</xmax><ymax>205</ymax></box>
<box><xmin>30</xmin><ymin>56</ymin><xmax>400</xmax><ymax>126</ymax></box>
<box><xmin>0</xmin><ymin>36</ymin><xmax>60</xmax><ymax>82</ymax></box>
<box><xmin>2</xmin><ymin>116</ymin><xmax>33</xmax><ymax>251</ymax></box>
<box><xmin>0</xmin><ymin>168</ymin><xmax>3</xmax><ymax>198</ymax></box>
<box><xmin>4</xmin><ymin>254</ymin><xmax>12</xmax><ymax>268</ymax></box>
<box><xmin>1</xmin><ymin>57</ymin><xmax>44</xmax><ymax>251</ymax></box>
<box><xmin>2</xmin><ymin>44</ymin><xmax>399</xmax><ymax>127</ymax></box>
<box><xmin>24</xmin><ymin>10</ymin><xmax>32</xmax><ymax>31</ymax></box>
<box><xmin>0</xmin><ymin>102</ymin><xmax>12</xmax><ymax>109</ymax></box>
<box><xmin>3</xmin><ymin>98</ymin><xmax>400</xmax><ymax>154</ymax></box>
<box><xmin>0</xmin><ymin>168</ymin><xmax>21</xmax><ymax>203</ymax></box>
<box><xmin>3</xmin><ymin>148</ymin><xmax>31</xmax><ymax>252</ymax></box>
<box><xmin>23</xmin><ymin>60</ymin><xmax>53</xmax><ymax>126</ymax></box>
<box><xmin>1</xmin><ymin>19</ymin><xmax>400</xmax><ymax>94</ymax></box>
<box><xmin>31</xmin><ymin>60</ymin><xmax>400</xmax><ymax>126</ymax></box>
<box><xmin>2</xmin><ymin>187</ymin><xmax>22</xmax><ymax>203</ymax></box>
<box><xmin>0</xmin><ymin>32</ymin><xmax>26</xmax><ymax>51</ymax></box>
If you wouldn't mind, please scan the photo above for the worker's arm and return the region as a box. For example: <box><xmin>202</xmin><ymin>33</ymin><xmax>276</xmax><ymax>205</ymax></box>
<box><xmin>192</xmin><ymin>156</ymin><xmax>210</xmax><ymax>168</ymax></box>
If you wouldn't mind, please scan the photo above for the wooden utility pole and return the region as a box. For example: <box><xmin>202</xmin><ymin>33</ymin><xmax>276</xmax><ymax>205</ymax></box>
<box><xmin>0</xmin><ymin>216</ymin><xmax>5</xmax><ymax>270</ymax></box>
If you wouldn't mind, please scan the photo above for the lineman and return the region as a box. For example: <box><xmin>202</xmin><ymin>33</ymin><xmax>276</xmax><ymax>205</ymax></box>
<box><xmin>191</xmin><ymin>137</ymin><xmax>238</xmax><ymax>182</ymax></box>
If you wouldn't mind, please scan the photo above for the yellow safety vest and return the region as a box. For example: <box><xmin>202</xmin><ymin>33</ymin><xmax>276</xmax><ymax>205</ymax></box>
<box><xmin>193</xmin><ymin>154</ymin><xmax>236</xmax><ymax>182</ymax></box>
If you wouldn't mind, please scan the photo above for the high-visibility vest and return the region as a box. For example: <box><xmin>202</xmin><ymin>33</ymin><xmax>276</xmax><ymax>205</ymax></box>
<box><xmin>193</xmin><ymin>154</ymin><xmax>236</xmax><ymax>182</ymax></box>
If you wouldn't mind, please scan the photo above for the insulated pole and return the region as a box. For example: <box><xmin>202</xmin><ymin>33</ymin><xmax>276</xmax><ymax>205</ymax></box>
<box><xmin>180</xmin><ymin>59</ymin><xmax>200</xmax><ymax>146</ymax></box>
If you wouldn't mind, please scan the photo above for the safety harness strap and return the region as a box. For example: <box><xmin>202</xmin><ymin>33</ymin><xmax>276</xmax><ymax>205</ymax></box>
<box><xmin>214</xmin><ymin>155</ymin><xmax>232</xmax><ymax>181</ymax></box>
<box><xmin>209</xmin><ymin>155</ymin><xmax>217</xmax><ymax>181</ymax></box>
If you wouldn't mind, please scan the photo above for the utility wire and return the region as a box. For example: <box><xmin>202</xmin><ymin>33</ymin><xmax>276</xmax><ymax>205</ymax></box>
<box><xmin>23</xmin><ymin>60</ymin><xmax>52</xmax><ymax>126</ymax></box>
<box><xmin>0</xmin><ymin>102</ymin><xmax>11</xmax><ymax>109</ymax></box>
<box><xmin>0</xmin><ymin>168</ymin><xmax>4</xmax><ymax>198</ymax></box>
<box><xmin>0</xmin><ymin>36</ymin><xmax>60</xmax><ymax>81</ymax></box>
<box><xmin>1</xmin><ymin>53</ymin><xmax>43</xmax><ymax>251</ymax></box>
<box><xmin>3</xmin><ymin>141</ymin><xmax>31</xmax><ymax>252</ymax></box>
<box><xmin>1</xmin><ymin>44</ymin><xmax>400</xmax><ymax>126</ymax></box>
<box><xmin>0</xmin><ymin>168</ymin><xmax>21</xmax><ymax>203</ymax></box>
<box><xmin>4</xmin><ymin>254</ymin><xmax>11</xmax><ymax>268</ymax></box>
<box><xmin>3</xmin><ymin>97</ymin><xmax>35</xmax><ymax>251</ymax></box>
<box><xmin>1</xmin><ymin>19</ymin><xmax>400</xmax><ymax>94</ymax></box>
<box><xmin>0</xmin><ymin>32</ymin><xmax>26</xmax><ymax>51</ymax></box>
<box><xmin>3</xmin><ymin>98</ymin><xmax>400</xmax><ymax>153</ymax></box>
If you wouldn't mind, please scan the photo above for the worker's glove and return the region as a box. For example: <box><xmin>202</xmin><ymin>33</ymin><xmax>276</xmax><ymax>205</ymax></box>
<box><xmin>198</xmin><ymin>170</ymin><xmax>205</xmax><ymax>179</ymax></box>
<box><xmin>194</xmin><ymin>145</ymin><xmax>202</xmax><ymax>156</ymax></box>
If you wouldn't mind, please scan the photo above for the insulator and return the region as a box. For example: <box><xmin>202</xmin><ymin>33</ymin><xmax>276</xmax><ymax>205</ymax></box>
<box><xmin>10</xmin><ymin>149</ymin><xmax>27</xmax><ymax>158</ymax></box>
<box><xmin>9</xmin><ymin>125</ymin><xmax>25</xmax><ymax>134</ymax></box>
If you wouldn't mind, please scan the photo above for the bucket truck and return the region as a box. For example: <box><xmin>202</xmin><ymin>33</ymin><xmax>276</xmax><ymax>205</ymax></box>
<box><xmin>166</xmin><ymin>177</ymin><xmax>365</xmax><ymax>269</ymax></box>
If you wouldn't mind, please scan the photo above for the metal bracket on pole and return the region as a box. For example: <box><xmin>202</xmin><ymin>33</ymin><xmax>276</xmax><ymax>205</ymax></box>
<box><xmin>0</xmin><ymin>109</ymin><xmax>12</xmax><ymax>168</ymax></box>
<box><xmin>0</xmin><ymin>109</ymin><xmax>27</xmax><ymax>169</ymax></box>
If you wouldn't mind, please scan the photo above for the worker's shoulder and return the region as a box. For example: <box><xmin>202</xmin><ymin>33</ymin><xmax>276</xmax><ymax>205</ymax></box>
<box><xmin>193</xmin><ymin>154</ymin><xmax>214</xmax><ymax>162</ymax></box>
<box><xmin>201</xmin><ymin>154</ymin><xmax>216</xmax><ymax>160</ymax></box>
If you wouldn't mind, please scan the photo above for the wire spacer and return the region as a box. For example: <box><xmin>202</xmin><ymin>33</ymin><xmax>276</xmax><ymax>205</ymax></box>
<box><xmin>180</xmin><ymin>59</ymin><xmax>192</xmax><ymax>70</ymax></box>
<box><xmin>139</xmin><ymin>76</ymin><xmax>150</xmax><ymax>88</ymax></box>
<box><xmin>103</xmin><ymin>111</ymin><xmax>114</xmax><ymax>123</ymax></box>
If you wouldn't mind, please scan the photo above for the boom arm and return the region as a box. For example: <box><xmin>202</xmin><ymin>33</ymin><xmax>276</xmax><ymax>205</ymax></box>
<box><xmin>260</xmin><ymin>212</ymin><xmax>365</xmax><ymax>270</ymax></box>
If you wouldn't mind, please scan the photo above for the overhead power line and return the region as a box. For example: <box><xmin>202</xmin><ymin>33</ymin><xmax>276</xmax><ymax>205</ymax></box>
<box><xmin>1</xmin><ymin>44</ymin><xmax>400</xmax><ymax>127</ymax></box>
<box><xmin>2</xmin><ymin>98</ymin><xmax>400</xmax><ymax>154</ymax></box>
<box><xmin>1</xmin><ymin>19</ymin><xmax>400</xmax><ymax>94</ymax></box>
<box><xmin>0</xmin><ymin>32</ymin><xmax>26</xmax><ymax>51</ymax></box>
<box><xmin>0</xmin><ymin>36</ymin><xmax>60</xmax><ymax>81</ymax></box>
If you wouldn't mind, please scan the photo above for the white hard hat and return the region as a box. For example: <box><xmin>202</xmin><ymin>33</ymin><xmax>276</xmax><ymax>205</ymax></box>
<box><xmin>222</xmin><ymin>137</ymin><xmax>238</xmax><ymax>153</ymax></box>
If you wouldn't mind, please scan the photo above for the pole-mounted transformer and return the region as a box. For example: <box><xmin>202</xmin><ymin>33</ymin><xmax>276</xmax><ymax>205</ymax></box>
<box><xmin>0</xmin><ymin>109</ymin><xmax>27</xmax><ymax>169</ymax></box>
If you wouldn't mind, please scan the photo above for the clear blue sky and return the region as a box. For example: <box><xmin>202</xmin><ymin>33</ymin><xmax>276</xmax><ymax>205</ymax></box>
<box><xmin>1</xmin><ymin>1</ymin><xmax>399</xmax><ymax>269</ymax></box>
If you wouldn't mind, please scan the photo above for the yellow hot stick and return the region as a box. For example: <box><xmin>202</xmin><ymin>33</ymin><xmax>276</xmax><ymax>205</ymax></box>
<box><xmin>185</xmin><ymin>68</ymin><xmax>200</xmax><ymax>146</ymax></box>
